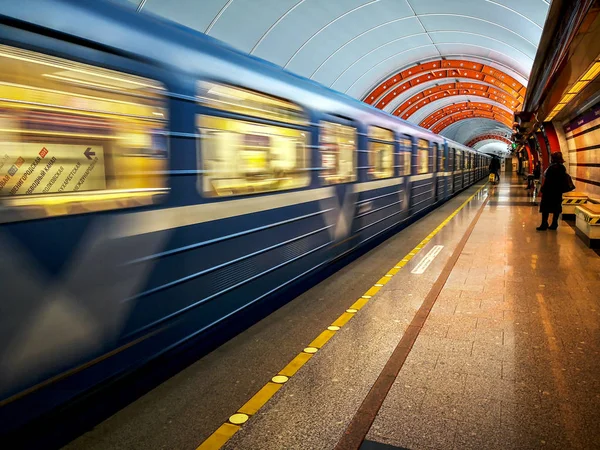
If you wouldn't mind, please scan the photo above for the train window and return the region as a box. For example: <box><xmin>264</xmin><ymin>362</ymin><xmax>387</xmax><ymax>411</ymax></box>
<box><xmin>198</xmin><ymin>116</ymin><xmax>309</xmax><ymax>197</ymax></box>
<box><xmin>456</xmin><ymin>150</ymin><xmax>462</xmax><ymax>170</ymax></box>
<box><xmin>398</xmin><ymin>137</ymin><xmax>412</xmax><ymax>176</ymax></box>
<box><xmin>197</xmin><ymin>81</ymin><xmax>307</xmax><ymax>126</ymax></box>
<box><xmin>417</xmin><ymin>139</ymin><xmax>429</xmax><ymax>174</ymax></box>
<box><xmin>319</xmin><ymin>121</ymin><xmax>356</xmax><ymax>185</ymax></box>
<box><xmin>437</xmin><ymin>145</ymin><xmax>445</xmax><ymax>171</ymax></box>
<box><xmin>0</xmin><ymin>44</ymin><xmax>168</xmax><ymax>222</ymax></box>
<box><xmin>368</xmin><ymin>126</ymin><xmax>393</xmax><ymax>179</ymax></box>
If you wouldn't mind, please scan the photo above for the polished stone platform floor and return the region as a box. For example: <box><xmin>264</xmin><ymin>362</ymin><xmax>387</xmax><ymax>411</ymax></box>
<box><xmin>364</xmin><ymin>177</ymin><xmax>600</xmax><ymax>449</ymax></box>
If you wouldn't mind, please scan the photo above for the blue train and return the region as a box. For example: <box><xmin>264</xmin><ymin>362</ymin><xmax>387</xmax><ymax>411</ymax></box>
<box><xmin>0</xmin><ymin>0</ymin><xmax>490</xmax><ymax>432</ymax></box>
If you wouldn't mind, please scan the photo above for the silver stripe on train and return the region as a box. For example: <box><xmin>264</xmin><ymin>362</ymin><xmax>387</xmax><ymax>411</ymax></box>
<box><xmin>115</xmin><ymin>187</ymin><xmax>335</xmax><ymax>238</ymax></box>
<box><xmin>408</xmin><ymin>173</ymin><xmax>434</xmax><ymax>182</ymax></box>
<box><xmin>354</xmin><ymin>177</ymin><xmax>404</xmax><ymax>193</ymax></box>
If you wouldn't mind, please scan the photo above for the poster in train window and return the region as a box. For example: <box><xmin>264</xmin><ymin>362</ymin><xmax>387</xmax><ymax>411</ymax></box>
<box><xmin>0</xmin><ymin>142</ymin><xmax>106</xmax><ymax>196</ymax></box>
<box><xmin>0</xmin><ymin>44</ymin><xmax>169</xmax><ymax>212</ymax></box>
<box><xmin>320</xmin><ymin>121</ymin><xmax>356</xmax><ymax>185</ymax></box>
<box><xmin>198</xmin><ymin>115</ymin><xmax>310</xmax><ymax>196</ymax></box>
<box><xmin>368</xmin><ymin>126</ymin><xmax>393</xmax><ymax>179</ymax></box>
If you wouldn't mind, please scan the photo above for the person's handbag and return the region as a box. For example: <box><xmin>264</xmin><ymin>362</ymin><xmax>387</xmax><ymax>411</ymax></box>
<box><xmin>562</xmin><ymin>172</ymin><xmax>576</xmax><ymax>193</ymax></box>
<box><xmin>489</xmin><ymin>173</ymin><xmax>496</xmax><ymax>183</ymax></box>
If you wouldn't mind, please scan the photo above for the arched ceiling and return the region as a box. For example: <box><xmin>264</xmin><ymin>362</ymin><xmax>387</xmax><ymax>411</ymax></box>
<box><xmin>120</xmin><ymin>0</ymin><xmax>551</xmax><ymax>145</ymax></box>
<box><xmin>466</xmin><ymin>133</ymin><xmax>512</xmax><ymax>148</ymax></box>
<box><xmin>477</xmin><ymin>141</ymin><xmax>512</xmax><ymax>156</ymax></box>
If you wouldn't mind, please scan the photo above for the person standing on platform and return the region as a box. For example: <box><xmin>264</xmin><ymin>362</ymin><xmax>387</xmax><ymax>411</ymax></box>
<box><xmin>489</xmin><ymin>155</ymin><xmax>501</xmax><ymax>184</ymax></box>
<box><xmin>526</xmin><ymin>161</ymin><xmax>541</xmax><ymax>189</ymax></box>
<box><xmin>537</xmin><ymin>152</ymin><xmax>566</xmax><ymax>231</ymax></box>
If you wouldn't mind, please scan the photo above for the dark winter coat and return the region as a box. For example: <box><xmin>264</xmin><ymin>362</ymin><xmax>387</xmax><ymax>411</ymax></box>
<box><xmin>489</xmin><ymin>158</ymin><xmax>500</xmax><ymax>173</ymax></box>
<box><xmin>539</xmin><ymin>163</ymin><xmax>566</xmax><ymax>214</ymax></box>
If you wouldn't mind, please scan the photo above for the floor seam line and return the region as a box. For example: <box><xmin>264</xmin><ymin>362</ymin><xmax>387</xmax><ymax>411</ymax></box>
<box><xmin>334</xmin><ymin>190</ymin><xmax>490</xmax><ymax>450</ymax></box>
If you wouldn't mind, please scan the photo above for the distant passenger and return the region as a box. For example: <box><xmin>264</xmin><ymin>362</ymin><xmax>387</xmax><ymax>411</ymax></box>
<box><xmin>526</xmin><ymin>161</ymin><xmax>541</xmax><ymax>189</ymax></box>
<box><xmin>537</xmin><ymin>152</ymin><xmax>566</xmax><ymax>231</ymax></box>
<box><xmin>489</xmin><ymin>156</ymin><xmax>500</xmax><ymax>184</ymax></box>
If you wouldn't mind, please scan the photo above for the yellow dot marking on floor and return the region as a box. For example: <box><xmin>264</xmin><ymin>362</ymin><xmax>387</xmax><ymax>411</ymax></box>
<box><xmin>229</xmin><ymin>413</ymin><xmax>249</xmax><ymax>425</ymax></box>
<box><xmin>195</xmin><ymin>182</ymin><xmax>488</xmax><ymax>450</ymax></box>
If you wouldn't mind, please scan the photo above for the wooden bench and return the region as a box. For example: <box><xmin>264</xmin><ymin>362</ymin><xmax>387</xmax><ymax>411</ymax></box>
<box><xmin>575</xmin><ymin>204</ymin><xmax>600</xmax><ymax>248</ymax></box>
<box><xmin>562</xmin><ymin>192</ymin><xmax>589</xmax><ymax>219</ymax></box>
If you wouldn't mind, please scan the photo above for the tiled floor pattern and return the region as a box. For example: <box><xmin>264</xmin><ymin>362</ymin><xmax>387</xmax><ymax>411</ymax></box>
<box><xmin>366</xmin><ymin>179</ymin><xmax>600</xmax><ymax>450</ymax></box>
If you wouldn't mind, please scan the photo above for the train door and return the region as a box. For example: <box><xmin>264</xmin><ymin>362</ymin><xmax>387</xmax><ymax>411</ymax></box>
<box><xmin>398</xmin><ymin>135</ymin><xmax>412</xmax><ymax>220</ymax></box>
<box><xmin>449</xmin><ymin>147</ymin><xmax>455</xmax><ymax>194</ymax></box>
<box><xmin>318</xmin><ymin>115</ymin><xmax>358</xmax><ymax>257</ymax></box>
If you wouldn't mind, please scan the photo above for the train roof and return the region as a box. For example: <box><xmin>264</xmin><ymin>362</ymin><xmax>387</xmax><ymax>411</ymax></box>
<box><xmin>0</xmin><ymin>0</ymin><xmax>482</xmax><ymax>154</ymax></box>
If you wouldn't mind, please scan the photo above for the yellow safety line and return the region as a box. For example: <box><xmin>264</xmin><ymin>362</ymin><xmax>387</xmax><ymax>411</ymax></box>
<box><xmin>196</xmin><ymin>182</ymin><xmax>488</xmax><ymax>450</ymax></box>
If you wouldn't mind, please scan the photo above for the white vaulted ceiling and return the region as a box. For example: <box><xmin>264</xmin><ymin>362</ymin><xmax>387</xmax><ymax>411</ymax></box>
<box><xmin>119</xmin><ymin>0</ymin><xmax>550</xmax><ymax>144</ymax></box>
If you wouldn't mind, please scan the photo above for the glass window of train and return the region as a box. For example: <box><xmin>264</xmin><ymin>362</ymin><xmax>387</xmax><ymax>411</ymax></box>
<box><xmin>319</xmin><ymin>121</ymin><xmax>356</xmax><ymax>185</ymax></box>
<box><xmin>0</xmin><ymin>44</ymin><xmax>169</xmax><ymax>222</ymax></box>
<box><xmin>198</xmin><ymin>115</ymin><xmax>309</xmax><ymax>197</ymax></box>
<box><xmin>368</xmin><ymin>126</ymin><xmax>393</xmax><ymax>179</ymax></box>
<box><xmin>398</xmin><ymin>136</ymin><xmax>412</xmax><ymax>176</ymax></box>
<box><xmin>434</xmin><ymin>143</ymin><xmax>444</xmax><ymax>172</ymax></box>
<box><xmin>197</xmin><ymin>81</ymin><xmax>307</xmax><ymax>126</ymax></box>
<box><xmin>417</xmin><ymin>139</ymin><xmax>429</xmax><ymax>174</ymax></box>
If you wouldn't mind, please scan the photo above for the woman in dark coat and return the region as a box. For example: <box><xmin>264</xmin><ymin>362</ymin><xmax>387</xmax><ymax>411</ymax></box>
<box><xmin>537</xmin><ymin>152</ymin><xmax>566</xmax><ymax>231</ymax></box>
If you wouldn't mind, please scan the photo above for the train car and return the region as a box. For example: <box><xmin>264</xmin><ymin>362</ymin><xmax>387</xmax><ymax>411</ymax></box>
<box><xmin>0</xmin><ymin>0</ymin><xmax>490</xmax><ymax>431</ymax></box>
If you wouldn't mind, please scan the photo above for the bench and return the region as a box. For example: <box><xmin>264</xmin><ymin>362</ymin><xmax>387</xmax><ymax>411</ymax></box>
<box><xmin>562</xmin><ymin>192</ymin><xmax>589</xmax><ymax>219</ymax></box>
<box><xmin>575</xmin><ymin>204</ymin><xmax>600</xmax><ymax>248</ymax></box>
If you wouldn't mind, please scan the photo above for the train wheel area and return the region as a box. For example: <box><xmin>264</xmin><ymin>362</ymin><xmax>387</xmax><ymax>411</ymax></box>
<box><xmin>31</xmin><ymin>175</ymin><xmax>595</xmax><ymax>450</ymax></box>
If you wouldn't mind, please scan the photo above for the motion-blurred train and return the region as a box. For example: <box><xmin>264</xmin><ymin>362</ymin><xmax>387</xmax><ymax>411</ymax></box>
<box><xmin>0</xmin><ymin>0</ymin><xmax>490</xmax><ymax>431</ymax></box>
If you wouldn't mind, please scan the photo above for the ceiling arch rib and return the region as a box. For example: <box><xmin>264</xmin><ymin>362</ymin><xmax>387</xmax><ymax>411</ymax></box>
<box><xmin>364</xmin><ymin>59</ymin><xmax>525</xmax><ymax>108</ymax></box>
<box><xmin>441</xmin><ymin>118</ymin><xmax>512</xmax><ymax>144</ymax></box>
<box><xmin>420</xmin><ymin>102</ymin><xmax>514</xmax><ymax>129</ymax></box>
<box><xmin>381</xmin><ymin>76</ymin><xmax>518</xmax><ymax>115</ymax></box>
<box><xmin>431</xmin><ymin>111</ymin><xmax>513</xmax><ymax>134</ymax></box>
<box><xmin>393</xmin><ymin>83</ymin><xmax>519</xmax><ymax>120</ymax></box>
<box><xmin>466</xmin><ymin>134</ymin><xmax>512</xmax><ymax>148</ymax></box>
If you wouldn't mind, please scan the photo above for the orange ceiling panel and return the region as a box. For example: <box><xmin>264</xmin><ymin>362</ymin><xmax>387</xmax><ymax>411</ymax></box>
<box><xmin>466</xmin><ymin>134</ymin><xmax>512</xmax><ymax>147</ymax></box>
<box><xmin>394</xmin><ymin>82</ymin><xmax>520</xmax><ymax>119</ymax></box>
<box><xmin>419</xmin><ymin>102</ymin><xmax>513</xmax><ymax>129</ymax></box>
<box><xmin>430</xmin><ymin>112</ymin><xmax>513</xmax><ymax>134</ymax></box>
<box><xmin>365</xmin><ymin>59</ymin><xmax>526</xmax><ymax>110</ymax></box>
